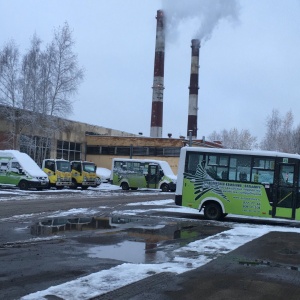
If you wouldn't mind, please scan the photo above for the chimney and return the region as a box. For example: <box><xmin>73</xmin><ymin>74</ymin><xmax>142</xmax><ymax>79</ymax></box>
<box><xmin>187</xmin><ymin>39</ymin><xmax>200</xmax><ymax>139</ymax></box>
<box><xmin>150</xmin><ymin>10</ymin><xmax>165</xmax><ymax>138</ymax></box>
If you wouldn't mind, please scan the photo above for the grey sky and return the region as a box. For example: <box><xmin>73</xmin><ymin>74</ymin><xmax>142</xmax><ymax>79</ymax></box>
<box><xmin>1</xmin><ymin>0</ymin><xmax>300</xmax><ymax>141</ymax></box>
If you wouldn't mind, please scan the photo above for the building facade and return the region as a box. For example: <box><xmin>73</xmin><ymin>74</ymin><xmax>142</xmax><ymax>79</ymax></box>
<box><xmin>0</xmin><ymin>105</ymin><xmax>222</xmax><ymax>173</ymax></box>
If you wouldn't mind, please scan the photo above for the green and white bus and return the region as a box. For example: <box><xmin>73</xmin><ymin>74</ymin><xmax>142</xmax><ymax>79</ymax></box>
<box><xmin>175</xmin><ymin>147</ymin><xmax>300</xmax><ymax>221</ymax></box>
<box><xmin>111</xmin><ymin>158</ymin><xmax>177</xmax><ymax>192</ymax></box>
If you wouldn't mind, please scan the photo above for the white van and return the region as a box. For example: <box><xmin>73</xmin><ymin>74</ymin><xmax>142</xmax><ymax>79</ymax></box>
<box><xmin>0</xmin><ymin>150</ymin><xmax>49</xmax><ymax>190</ymax></box>
<box><xmin>111</xmin><ymin>158</ymin><xmax>177</xmax><ymax>192</ymax></box>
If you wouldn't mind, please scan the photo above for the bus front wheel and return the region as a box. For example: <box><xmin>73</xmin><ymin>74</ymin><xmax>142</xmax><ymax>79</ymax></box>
<box><xmin>160</xmin><ymin>183</ymin><xmax>169</xmax><ymax>192</ymax></box>
<box><xmin>203</xmin><ymin>202</ymin><xmax>222</xmax><ymax>221</ymax></box>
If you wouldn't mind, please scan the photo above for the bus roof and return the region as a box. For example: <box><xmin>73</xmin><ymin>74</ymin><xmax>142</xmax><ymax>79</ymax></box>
<box><xmin>181</xmin><ymin>147</ymin><xmax>300</xmax><ymax>160</ymax></box>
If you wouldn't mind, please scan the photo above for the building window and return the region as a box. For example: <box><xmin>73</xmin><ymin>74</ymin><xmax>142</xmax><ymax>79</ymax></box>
<box><xmin>86</xmin><ymin>145</ymin><xmax>182</xmax><ymax>157</ymax></box>
<box><xmin>163</xmin><ymin>148</ymin><xmax>181</xmax><ymax>156</ymax></box>
<box><xmin>20</xmin><ymin>134</ymin><xmax>50</xmax><ymax>166</ymax></box>
<box><xmin>116</xmin><ymin>147</ymin><xmax>131</xmax><ymax>156</ymax></box>
<box><xmin>133</xmin><ymin>147</ymin><xmax>148</xmax><ymax>156</ymax></box>
<box><xmin>57</xmin><ymin>140</ymin><xmax>81</xmax><ymax>161</ymax></box>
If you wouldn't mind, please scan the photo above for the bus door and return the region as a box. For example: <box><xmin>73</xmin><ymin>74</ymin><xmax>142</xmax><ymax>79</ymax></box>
<box><xmin>273</xmin><ymin>164</ymin><xmax>297</xmax><ymax>219</ymax></box>
<box><xmin>147</xmin><ymin>164</ymin><xmax>159</xmax><ymax>189</ymax></box>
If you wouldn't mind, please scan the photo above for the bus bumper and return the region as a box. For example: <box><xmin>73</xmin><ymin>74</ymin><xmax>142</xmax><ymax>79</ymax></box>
<box><xmin>175</xmin><ymin>195</ymin><xmax>182</xmax><ymax>206</ymax></box>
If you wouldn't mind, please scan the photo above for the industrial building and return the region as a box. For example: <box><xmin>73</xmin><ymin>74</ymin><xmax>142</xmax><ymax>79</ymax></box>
<box><xmin>0</xmin><ymin>9</ymin><xmax>222</xmax><ymax>174</ymax></box>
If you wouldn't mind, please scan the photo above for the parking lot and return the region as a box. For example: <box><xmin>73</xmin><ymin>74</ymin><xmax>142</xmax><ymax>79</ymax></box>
<box><xmin>1</xmin><ymin>187</ymin><xmax>300</xmax><ymax>299</ymax></box>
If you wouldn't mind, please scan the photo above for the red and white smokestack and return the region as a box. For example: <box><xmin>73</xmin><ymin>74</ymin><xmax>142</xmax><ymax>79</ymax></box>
<box><xmin>150</xmin><ymin>10</ymin><xmax>165</xmax><ymax>138</ymax></box>
<box><xmin>187</xmin><ymin>39</ymin><xmax>201</xmax><ymax>139</ymax></box>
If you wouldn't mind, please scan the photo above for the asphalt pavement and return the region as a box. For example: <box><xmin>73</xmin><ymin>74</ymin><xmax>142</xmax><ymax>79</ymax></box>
<box><xmin>94</xmin><ymin>231</ymin><xmax>300</xmax><ymax>300</ymax></box>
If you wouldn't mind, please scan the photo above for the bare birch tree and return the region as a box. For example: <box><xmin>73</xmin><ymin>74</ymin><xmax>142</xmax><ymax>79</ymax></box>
<box><xmin>260</xmin><ymin>109</ymin><xmax>294</xmax><ymax>153</ymax></box>
<box><xmin>47</xmin><ymin>22</ymin><xmax>84</xmax><ymax>117</ymax></box>
<box><xmin>0</xmin><ymin>22</ymin><xmax>84</xmax><ymax>164</ymax></box>
<box><xmin>208</xmin><ymin>128</ymin><xmax>257</xmax><ymax>150</ymax></box>
<box><xmin>0</xmin><ymin>40</ymin><xmax>21</xmax><ymax>148</ymax></box>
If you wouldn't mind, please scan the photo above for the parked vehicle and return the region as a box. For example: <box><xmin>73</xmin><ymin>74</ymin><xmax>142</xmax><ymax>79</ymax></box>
<box><xmin>96</xmin><ymin>167</ymin><xmax>111</xmax><ymax>184</ymax></box>
<box><xmin>111</xmin><ymin>158</ymin><xmax>177</xmax><ymax>192</ymax></box>
<box><xmin>0</xmin><ymin>150</ymin><xmax>49</xmax><ymax>190</ymax></box>
<box><xmin>175</xmin><ymin>146</ymin><xmax>300</xmax><ymax>221</ymax></box>
<box><xmin>70</xmin><ymin>161</ymin><xmax>97</xmax><ymax>189</ymax></box>
<box><xmin>42</xmin><ymin>159</ymin><xmax>72</xmax><ymax>189</ymax></box>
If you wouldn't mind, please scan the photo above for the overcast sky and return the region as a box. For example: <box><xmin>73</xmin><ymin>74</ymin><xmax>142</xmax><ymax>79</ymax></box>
<box><xmin>1</xmin><ymin>0</ymin><xmax>300</xmax><ymax>141</ymax></box>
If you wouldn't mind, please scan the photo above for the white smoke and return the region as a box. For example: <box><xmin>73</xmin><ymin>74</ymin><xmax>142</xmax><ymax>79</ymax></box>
<box><xmin>161</xmin><ymin>0</ymin><xmax>241</xmax><ymax>43</ymax></box>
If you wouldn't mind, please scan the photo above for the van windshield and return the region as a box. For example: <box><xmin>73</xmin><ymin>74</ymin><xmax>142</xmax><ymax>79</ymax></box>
<box><xmin>83</xmin><ymin>163</ymin><xmax>96</xmax><ymax>173</ymax></box>
<box><xmin>56</xmin><ymin>161</ymin><xmax>71</xmax><ymax>172</ymax></box>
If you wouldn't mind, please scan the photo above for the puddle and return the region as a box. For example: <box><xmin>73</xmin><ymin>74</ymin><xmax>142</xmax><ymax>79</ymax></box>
<box><xmin>87</xmin><ymin>240</ymin><xmax>167</xmax><ymax>263</ymax></box>
<box><xmin>30</xmin><ymin>215</ymin><xmax>228</xmax><ymax>264</ymax></box>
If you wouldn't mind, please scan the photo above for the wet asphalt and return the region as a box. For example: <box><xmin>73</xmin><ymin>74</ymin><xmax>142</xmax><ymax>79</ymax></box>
<box><xmin>93</xmin><ymin>231</ymin><xmax>300</xmax><ymax>300</ymax></box>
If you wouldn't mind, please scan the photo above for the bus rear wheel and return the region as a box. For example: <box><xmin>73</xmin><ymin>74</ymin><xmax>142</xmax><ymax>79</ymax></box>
<box><xmin>19</xmin><ymin>180</ymin><xmax>29</xmax><ymax>190</ymax></box>
<box><xmin>204</xmin><ymin>202</ymin><xmax>222</xmax><ymax>221</ymax></box>
<box><xmin>121</xmin><ymin>182</ymin><xmax>129</xmax><ymax>190</ymax></box>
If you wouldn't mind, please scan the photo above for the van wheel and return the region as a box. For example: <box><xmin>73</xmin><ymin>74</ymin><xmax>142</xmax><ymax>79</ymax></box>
<box><xmin>70</xmin><ymin>180</ymin><xmax>78</xmax><ymax>189</ymax></box>
<box><xmin>121</xmin><ymin>182</ymin><xmax>129</xmax><ymax>190</ymax></box>
<box><xmin>19</xmin><ymin>180</ymin><xmax>29</xmax><ymax>190</ymax></box>
<box><xmin>204</xmin><ymin>202</ymin><xmax>222</xmax><ymax>221</ymax></box>
<box><xmin>160</xmin><ymin>183</ymin><xmax>169</xmax><ymax>192</ymax></box>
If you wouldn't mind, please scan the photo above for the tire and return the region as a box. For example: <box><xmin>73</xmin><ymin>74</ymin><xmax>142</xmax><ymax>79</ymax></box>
<box><xmin>70</xmin><ymin>179</ymin><xmax>78</xmax><ymax>190</ymax></box>
<box><xmin>160</xmin><ymin>183</ymin><xmax>169</xmax><ymax>192</ymax></box>
<box><xmin>19</xmin><ymin>180</ymin><xmax>29</xmax><ymax>190</ymax></box>
<box><xmin>203</xmin><ymin>202</ymin><xmax>222</xmax><ymax>221</ymax></box>
<box><xmin>121</xmin><ymin>182</ymin><xmax>129</xmax><ymax>190</ymax></box>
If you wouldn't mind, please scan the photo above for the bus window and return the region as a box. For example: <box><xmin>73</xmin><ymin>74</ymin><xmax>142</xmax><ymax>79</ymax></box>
<box><xmin>185</xmin><ymin>153</ymin><xmax>204</xmax><ymax>175</ymax></box>
<box><xmin>132</xmin><ymin>162</ymin><xmax>140</xmax><ymax>173</ymax></box>
<box><xmin>208</xmin><ymin>155</ymin><xmax>217</xmax><ymax>166</ymax></box>
<box><xmin>251</xmin><ymin>157</ymin><xmax>275</xmax><ymax>184</ymax></box>
<box><xmin>252</xmin><ymin>170</ymin><xmax>274</xmax><ymax>184</ymax></box>
<box><xmin>206</xmin><ymin>154</ymin><xmax>229</xmax><ymax>180</ymax></box>
<box><xmin>230</xmin><ymin>156</ymin><xmax>251</xmax><ymax>182</ymax></box>
<box><xmin>206</xmin><ymin>165</ymin><xmax>219</xmax><ymax>180</ymax></box>
<box><xmin>280</xmin><ymin>165</ymin><xmax>294</xmax><ymax>186</ymax></box>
